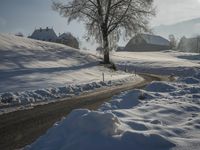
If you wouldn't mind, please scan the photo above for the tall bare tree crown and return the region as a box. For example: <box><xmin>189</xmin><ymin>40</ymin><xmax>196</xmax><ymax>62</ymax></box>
<box><xmin>52</xmin><ymin>0</ymin><xmax>155</xmax><ymax>63</ymax></box>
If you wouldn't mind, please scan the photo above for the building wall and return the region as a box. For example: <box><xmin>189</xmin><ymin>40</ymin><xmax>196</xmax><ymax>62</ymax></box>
<box><xmin>124</xmin><ymin>43</ymin><xmax>170</xmax><ymax>52</ymax></box>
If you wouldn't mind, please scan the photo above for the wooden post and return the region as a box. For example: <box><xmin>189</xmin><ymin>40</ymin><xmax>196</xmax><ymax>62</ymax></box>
<box><xmin>102</xmin><ymin>72</ymin><xmax>105</xmax><ymax>82</ymax></box>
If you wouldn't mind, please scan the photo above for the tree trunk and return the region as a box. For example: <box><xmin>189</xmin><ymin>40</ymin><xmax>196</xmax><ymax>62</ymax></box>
<box><xmin>103</xmin><ymin>33</ymin><xmax>110</xmax><ymax>64</ymax></box>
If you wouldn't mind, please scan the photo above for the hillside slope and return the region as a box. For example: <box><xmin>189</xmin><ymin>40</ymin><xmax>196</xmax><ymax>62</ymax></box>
<box><xmin>0</xmin><ymin>34</ymin><xmax>132</xmax><ymax>93</ymax></box>
<box><xmin>153</xmin><ymin>18</ymin><xmax>200</xmax><ymax>38</ymax></box>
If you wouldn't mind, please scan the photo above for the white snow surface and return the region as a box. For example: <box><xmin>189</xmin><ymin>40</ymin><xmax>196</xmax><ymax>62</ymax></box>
<box><xmin>0</xmin><ymin>34</ymin><xmax>141</xmax><ymax>109</ymax></box>
<box><xmin>27</xmin><ymin>73</ymin><xmax>200</xmax><ymax>150</ymax></box>
<box><xmin>111</xmin><ymin>51</ymin><xmax>200</xmax><ymax>76</ymax></box>
<box><xmin>130</xmin><ymin>34</ymin><xmax>170</xmax><ymax>46</ymax></box>
<box><xmin>141</xmin><ymin>34</ymin><xmax>170</xmax><ymax>46</ymax></box>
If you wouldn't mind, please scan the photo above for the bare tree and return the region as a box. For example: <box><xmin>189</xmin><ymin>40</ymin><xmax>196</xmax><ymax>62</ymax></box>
<box><xmin>169</xmin><ymin>34</ymin><xmax>177</xmax><ymax>50</ymax></box>
<box><xmin>196</xmin><ymin>35</ymin><xmax>200</xmax><ymax>54</ymax></box>
<box><xmin>52</xmin><ymin>0</ymin><xmax>155</xmax><ymax>64</ymax></box>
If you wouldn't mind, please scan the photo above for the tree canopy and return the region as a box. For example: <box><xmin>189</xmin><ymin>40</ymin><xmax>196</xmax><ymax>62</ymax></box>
<box><xmin>53</xmin><ymin>0</ymin><xmax>155</xmax><ymax>63</ymax></box>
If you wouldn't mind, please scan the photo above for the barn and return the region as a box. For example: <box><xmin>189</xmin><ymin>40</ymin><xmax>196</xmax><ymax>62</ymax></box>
<box><xmin>123</xmin><ymin>34</ymin><xmax>170</xmax><ymax>52</ymax></box>
<box><xmin>57</xmin><ymin>33</ymin><xmax>79</xmax><ymax>49</ymax></box>
<box><xmin>29</xmin><ymin>27</ymin><xmax>57</xmax><ymax>42</ymax></box>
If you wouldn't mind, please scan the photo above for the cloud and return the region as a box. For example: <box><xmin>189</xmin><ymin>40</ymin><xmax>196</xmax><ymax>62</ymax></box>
<box><xmin>0</xmin><ymin>17</ymin><xmax>7</xmax><ymax>27</ymax></box>
<box><xmin>151</xmin><ymin>0</ymin><xmax>200</xmax><ymax>26</ymax></box>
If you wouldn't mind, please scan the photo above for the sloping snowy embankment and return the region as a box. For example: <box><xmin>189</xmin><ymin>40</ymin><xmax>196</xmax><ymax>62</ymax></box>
<box><xmin>0</xmin><ymin>34</ymin><xmax>132</xmax><ymax>93</ymax></box>
<box><xmin>0</xmin><ymin>34</ymin><xmax>142</xmax><ymax>112</ymax></box>
<box><xmin>27</xmin><ymin>72</ymin><xmax>200</xmax><ymax>150</ymax></box>
<box><xmin>111</xmin><ymin>51</ymin><xmax>200</xmax><ymax>76</ymax></box>
<box><xmin>0</xmin><ymin>76</ymin><xmax>141</xmax><ymax>111</ymax></box>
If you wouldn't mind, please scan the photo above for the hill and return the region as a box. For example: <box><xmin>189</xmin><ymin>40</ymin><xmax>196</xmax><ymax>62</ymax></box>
<box><xmin>153</xmin><ymin>18</ymin><xmax>200</xmax><ymax>39</ymax></box>
<box><xmin>0</xmin><ymin>34</ymin><xmax>132</xmax><ymax>93</ymax></box>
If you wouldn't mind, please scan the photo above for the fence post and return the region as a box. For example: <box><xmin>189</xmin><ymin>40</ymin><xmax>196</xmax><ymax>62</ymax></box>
<box><xmin>102</xmin><ymin>72</ymin><xmax>105</xmax><ymax>82</ymax></box>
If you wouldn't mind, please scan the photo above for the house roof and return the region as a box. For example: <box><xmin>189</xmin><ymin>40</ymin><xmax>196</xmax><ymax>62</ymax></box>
<box><xmin>123</xmin><ymin>34</ymin><xmax>170</xmax><ymax>51</ymax></box>
<box><xmin>135</xmin><ymin>34</ymin><xmax>170</xmax><ymax>46</ymax></box>
<box><xmin>30</xmin><ymin>27</ymin><xmax>57</xmax><ymax>40</ymax></box>
<box><xmin>58</xmin><ymin>33</ymin><xmax>75</xmax><ymax>40</ymax></box>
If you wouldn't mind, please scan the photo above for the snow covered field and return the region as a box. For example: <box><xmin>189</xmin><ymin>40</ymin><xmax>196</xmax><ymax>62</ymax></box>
<box><xmin>0</xmin><ymin>34</ymin><xmax>133</xmax><ymax>93</ymax></box>
<box><xmin>111</xmin><ymin>51</ymin><xmax>200</xmax><ymax>76</ymax></box>
<box><xmin>0</xmin><ymin>34</ymin><xmax>139</xmax><ymax>107</ymax></box>
<box><xmin>26</xmin><ymin>50</ymin><xmax>200</xmax><ymax>150</ymax></box>
<box><xmin>27</xmin><ymin>72</ymin><xmax>200</xmax><ymax>150</ymax></box>
<box><xmin>1</xmin><ymin>34</ymin><xmax>200</xmax><ymax>149</ymax></box>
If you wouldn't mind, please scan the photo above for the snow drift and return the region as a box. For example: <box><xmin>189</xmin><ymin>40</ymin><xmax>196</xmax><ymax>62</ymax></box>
<box><xmin>0</xmin><ymin>76</ymin><xmax>136</xmax><ymax>107</ymax></box>
<box><xmin>27</xmin><ymin>72</ymin><xmax>200</xmax><ymax>150</ymax></box>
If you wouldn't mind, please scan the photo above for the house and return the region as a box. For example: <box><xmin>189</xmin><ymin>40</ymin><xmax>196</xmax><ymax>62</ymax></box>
<box><xmin>123</xmin><ymin>34</ymin><xmax>170</xmax><ymax>52</ymax></box>
<box><xmin>178</xmin><ymin>36</ymin><xmax>200</xmax><ymax>53</ymax></box>
<box><xmin>116</xmin><ymin>46</ymin><xmax>125</xmax><ymax>51</ymax></box>
<box><xmin>29</xmin><ymin>27</ymin><xmax>80</xmax><ymax>49</ymax></box>
<box><xmin>57</xmin><ymin>32</ymin><xmax>79</xmax><ymax>49</ymax></box>
<box><xmin>29</xmin><ymin>27</ymin><xmax>57</xmax><ymax>42</ymax></box>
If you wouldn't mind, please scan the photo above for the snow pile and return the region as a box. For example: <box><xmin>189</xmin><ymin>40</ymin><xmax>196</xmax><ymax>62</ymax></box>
<box><xmin>178</xmin><ymin>77</ymin><xmax>200</xmax><ymax>84</ymax></box>
<box><xmin>111</xmin><ymin>51</ymin><xmax>200</xmax><ymax>76</ymax></box>
<box><xmin>0</xmin><ymin>77</ymin><xmax>136</xmax><ymax>107</ymax></box>
<box><xmin>100</xmin><ymin>90</ymin><xmax>142</xmax><ymax>110</ymax></box>
<box><xmin>145</xmin><ymin>81</ymin><xmax>176</xmax><ymax>92</ymax></box>
<box><xmin>27</xmin><ymin>73</ymin><xmax>200</xmax><ymax>150</ymax></box>
<box><xmin>28</xmin><ymin>109</ymin><xmax>174</xmax><ymax>150</ymax></box>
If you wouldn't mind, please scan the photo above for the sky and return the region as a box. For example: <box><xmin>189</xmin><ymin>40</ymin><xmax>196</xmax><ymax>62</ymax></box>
<box><xmin>0</xmin><ymin>0</ymin><xmax>200</xmax><ymax>49</ymax></box>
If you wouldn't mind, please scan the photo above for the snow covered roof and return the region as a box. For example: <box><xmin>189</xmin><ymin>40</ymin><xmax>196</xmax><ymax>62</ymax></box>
<box><xmin>58</xmin><ymin>32</ymin><xmax>74</xmax><ymax>40</ymax></box>
<box><xmin>57</xmin><ymin>32</ymin><xmax>79</xmax><ymax>49</ymax></box>
<box><xmin>30</xmin><ymin>27</ymin><xmax>57</xmax><ymax>41</ymax></box>
<box><xmin>123</xmin><ymin>34</ymin><xmax>170</xmax><ymax>51</ymax></box>
<box><xmin>135</xmin><ymin>34</ymin><xmax>170</xmax><ymax>46</ymax></box>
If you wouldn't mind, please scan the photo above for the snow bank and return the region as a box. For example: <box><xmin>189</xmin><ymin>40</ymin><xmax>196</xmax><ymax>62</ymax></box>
<box><xmin>145</xmin><ymin>81</ymin><xmax>176</xmax><ymax>92</ymax></box>
<box><xmin>27</xmin><ymin>73</ymin><xmax>200</xmax><ymax>150</ymax></box>
<box><xmin>0</xmin><ymin>76</ymin><xmax>136</xmax><ymax>108</ymax></box>
<box><xmin>178</xmin><ymin>77</ymin><xmax>200</xmax><ymax>84</ymax></box>
<box><xmin>111</xmin><ymin>51</ymin><xmax>200</xmax><ymax>76</ymax></box>
<box><xmin>28</xmin><ymin>109</ymin><xmax>174</xmax><ymax>150</ymax></box>
<box><xmin>100</xmin><ymin>90</ymin><xmax>142</xmax><ymax>110</ymax></box>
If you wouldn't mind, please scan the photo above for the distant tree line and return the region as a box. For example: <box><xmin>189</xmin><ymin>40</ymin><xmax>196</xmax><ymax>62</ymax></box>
<box><xmin>167</xmin><ymin>34</ymin><xmax>200</xmax><ymax>53</ymax></box>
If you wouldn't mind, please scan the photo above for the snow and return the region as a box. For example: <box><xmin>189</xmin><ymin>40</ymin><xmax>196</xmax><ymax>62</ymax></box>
<box><xmin>27</xmin><ymin>72</ymin><xmax>200</xmax><ymax>150</ymax></box>
<box><xmin>2</xmin><ymin>34</ymin><xmax>200</xmax><ymax>149</ymax></box>
<box><xmin>136</xmin><ymin>34</ymin><xmax>170</xmax><ymax>46</ymax></box>
<box><xmin>0</xmin><ymin>34</ymin><xmax>142</xmax><ymax>112</ymax></box>
<box><xmin>145</xmin><ymin>81</ymin><xmax>176</xmax><ymax>92</ymax></box>
<box><xmin>111</xmin><ymin>50</ymin><xmax>200</xmax><ymax>76</ymax></box>
<box><xmin>0</xmin><ymin>34</ymin><xmax>136</xmax><ymax>93</ymax></box>
<box><xmin>178</xmin><ymin>77</ymin><xmax>200</xmax><ymax>84</ymax></box>
<box><xmin>0</xmin><ymin>76</ymin><xmax>138</xmax><ymax>109</ymax></box>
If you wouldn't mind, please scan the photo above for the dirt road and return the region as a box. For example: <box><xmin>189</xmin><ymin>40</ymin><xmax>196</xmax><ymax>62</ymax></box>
<box><xmin>0</xmin><ymin>73</ymin><xmax>170</xmax><ymax>150</ymax></box>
